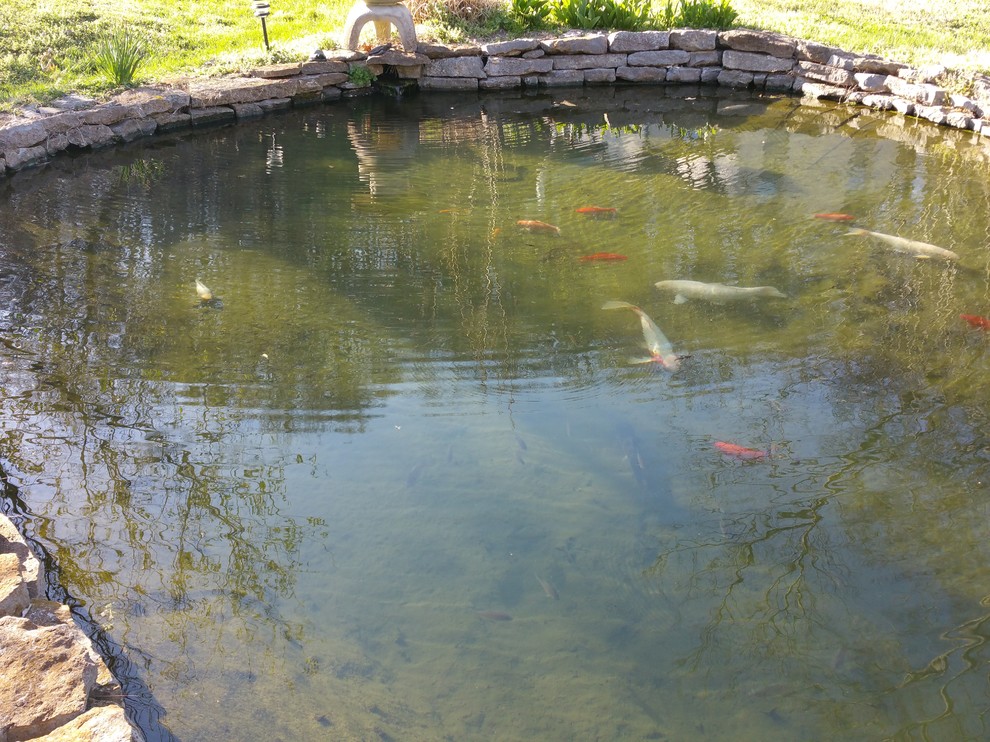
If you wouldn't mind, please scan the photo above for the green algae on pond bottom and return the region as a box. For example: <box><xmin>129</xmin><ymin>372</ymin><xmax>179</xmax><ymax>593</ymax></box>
<box><xmin>1</xmin><ymin>88</ymin><xmax>990</xmax><ymax>741</ymax></box>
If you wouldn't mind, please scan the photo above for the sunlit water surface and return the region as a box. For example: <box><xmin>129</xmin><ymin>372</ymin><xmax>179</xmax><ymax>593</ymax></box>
<box><xmin>2</xmin><ymin>87</ymin><xmax>990</xmax><ymax>741</ymax></box>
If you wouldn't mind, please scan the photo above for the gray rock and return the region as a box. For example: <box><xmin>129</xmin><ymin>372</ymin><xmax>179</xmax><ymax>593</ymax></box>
<box><xmin>0</xmin><ymin>553</ymin><xmax>29</xmax><ymax>617</ymax></box>
<box><xmin>667</xmin><ymin>66</ymin><xmax>702</xmax><ymax>84</ymax></box>
<box><xmin>551</xmin><ymin>53</ymin><xmax>626</xmax><ymax>70</ymax></box>
<box><xmin>425</xmin><ymin>57</ymin><xmax>486</xmax><ymax>79</ymax></box>
<box><xmin>723</xmin><ymin>50</ymin><xmax>794</xmax><ymax>73</ymax></box>
<box><xmin>48</xmin><ymin>94</ymin><xmax>97</xmax><ymax>111</ymax></box>
<box><xmin>971</xmin><ymin>75</ymin><xmax>990</xmax><ymax>107</ymax></box>
<box><xmin>484</xmin><ymin>57</ymin><xmax>553</xmax><ymax>76</ymax></box>
<box><xmin>616</xmin><ymin>66</ymin><xmax>667</xmax><ymax>83</ymax></box>
<box><xmin>795</xmin><ymin>80</ymin><xmax>849</xmax><ymax>100</ymax></box>
<box><xmin>700</xmin><ymin>67</ymin><xmax>722</xmax><ymax>84</ymax></box>
<box><xmin>670</xmin><ymin>29</ymin><xmax>717</xmax><ymax>51</ymax></box>
<box><xmin>541</xmin><ymin>34</ymin><xmax>608</xmax><ymax>55</ymax></box>
<box><xmin>306</xmin><ymin>72</ymin><xmax>350</xmax><ymax>87</ymax></box>
<box><xmin>540</xmin><ymin>70</ymin><xmax>585</xmax><ymax>86</ymax></box>
<box><xmin>719</xmin><ymin>29</ymin><xmax>796</xmax><ymax>58</ymax></box>
<box><xmin>479</xmin><ymin>75</ymin><xmax>521</xmax><ymax>90</ymax></box>
<box><xmin>419</xmin><ymin>76</ymin><xmax>480</xmax><ymax>91</ymax></box>
<box><xmin>3</xmin><ymin>145</ymin><xmax>48</xmax><ymax>170</ymax></box>
<box><xmin>38</xmin><ymin>136</ymin><xmax>67</xmax><ymax>160</ymax></box>
<box><xmin>0</xmin><ymin>616</ymin><xmax>98</xmax><ymax>740</ymax></box>
<box><xmin>81</xmin><ymin>104</ymin><xmax>141</xmax><ymax>127</ymax></box>
<box><xmin>915</xmin><ymin>105</ymin><xmax>949</xmax><ymax>125</ymax></box>
<box><xmin>0</xmin><ymin>516</ymin><xmax>42</xmax><ymax>599</ymax></box>
<box><xmin>251</xmin><ymin>63</ymin><xmax>301</xmax><ymax>79</ymax></box>
<box><xmin>418</xmin><ymin>43</ymin><xmax>482</xmax><ymax>58</ymax></box>
<box><xmin>886</xmin><ymin>77</ymin><xmax>947</xmax><ymax>106</ymax></box>
<box><xmin>850</xmin><ymin>56</ymin><xmax>907</xmax><ymax>76</ymax></box>
<box><xmin>945</xmin><ymin>110</ymin><xmax>975</xmax><ymax>130</ymax></box>
<box><xmin>689</xmin><ymin>51</ymin><xmax>721</xmax><ymax>67</ymax></box>
<box><xmin>189</xmin><ymin>106</ymin><xmax>236</xmax><ymax>127</ymax></box>
<box><xmin>627</xmin><ymin>50</ymin><xmax>689</xmax><ymax>67</ymax></box>
<box><xmin>29</xmin><ymin>705</ymin><xmax>144</xmax><ymax>742</ymax></box>
<box><xmin>151</xmin><ymin>111</ymin><xmax>192</xmax><ymax>132</ymax></box>
<box><xmin>36</xmin><ymin>111</ymin><xmax>83</xmax><ymax>135</ymax></box>
<box><xmin>608</xmin><ymin>31</ymin><xmax>669</xmax><ymax>53</ymax></box>
<box><xmin>584</xmin><ymin>68</ymin><xmax>617</xmax><ymax>84</ymax></box>
<box><xmin>795</xmin><ymin>40</ymin><xmax>841</xmax><ymax>64</ymax></box>
<box><xmin>765</xmin><ymin>74</ymin><xmax>795</xmax><ymax>91</ymax></box>
<box><xmin>301</xmin><ymin>60</ymin><xmax>350</xmax><ymax>75</ymax></box>
<box><xmin>796</xmin><ymin>61</ymin><xmax>856</xmax><ymax>87</ymax></box>
<box><xmin>717</xmin><ymin>69</ymin><xmax>755</xmax><ymax>88</ymax></box>
<box><xmin>481</xmin><ymin>38</ymin><xmax>542</xmax><ymax>56</ymax></box>
<box><xmin>0</xmin><ymin>121</ymin><xmax>48</xmax><ymax>151</ymax></box>
<box><xmin>854</xmin><ymin>73</ymin><xmax>890</xmax><ymax>93</ymax></box>
<box><xmin>231</xmin><ymin>102</ymin><xmax>265</xmax><ymax>119</ymax></box>
<box><xmin>66</xmin><ymin>124</ymin><xmax>115</xmax><ymax>148</ymax></box>
<box><xmin>110</xmin><ymin>117</ymin><xmax>157</xmax><ymax>143</ymax></box>
<box><xmin>891</xmin><ymin>97</ymin><xmax>916</xmax><ymax>115</ymax></box>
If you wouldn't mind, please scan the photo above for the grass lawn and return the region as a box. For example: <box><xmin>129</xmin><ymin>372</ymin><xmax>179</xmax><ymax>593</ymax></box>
<box><xmin>1</xmin><ymin>0</ymin><xmax>988</xmax><ymax>110</ymax></box>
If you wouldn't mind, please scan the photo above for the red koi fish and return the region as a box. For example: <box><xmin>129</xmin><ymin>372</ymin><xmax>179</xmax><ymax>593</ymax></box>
<box><xmin>517</xmin><ymin>220</ymin><xmax>561</xmax><ymax>235</ymax></box>
<box><xmin>960</xmin><ymin>313</ymin><xmax>990</xmax><ymax>330</ymax></box>
<box><xmin>714</xmin><ymin>441</ymin><xmax>768</xmax><ymax>460</ymax></box>
<box><xmin>576</xmin><ymin>206</ymin><xmax>618</xmax><ymax>216</ymax></box>
<box><xmin>579</xmin><ymin>252</ymin><xmax>627</xmax><ymax>262</ymax></box>
<box><xmin>813</xmin><ymin>213</ymin><xmax>856</xmax><ymax>222</ymax></box>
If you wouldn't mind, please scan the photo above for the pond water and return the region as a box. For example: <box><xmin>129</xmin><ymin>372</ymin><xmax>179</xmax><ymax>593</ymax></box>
<box><xmin>2</xmin><ymin>86</ymin><xmax>990</xmax><ymax>741</ymax></box>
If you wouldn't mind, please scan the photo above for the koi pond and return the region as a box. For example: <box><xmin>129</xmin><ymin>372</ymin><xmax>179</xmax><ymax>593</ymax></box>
<box><xmin>2</xmin><ymin>86</ymin><xmax>990</xmax><ymax>741</ymax></box>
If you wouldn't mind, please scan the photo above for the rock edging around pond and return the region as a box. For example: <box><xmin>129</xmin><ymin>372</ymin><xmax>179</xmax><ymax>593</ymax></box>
<box><xmin>2</xmin><ymin>28</ymin><xmax>990</xmax><ymax>176</ymax></box>
<box><xmin>0</xmin><ymin>513</ymin><xmax>143</xmax><ymax>742</ymax></box>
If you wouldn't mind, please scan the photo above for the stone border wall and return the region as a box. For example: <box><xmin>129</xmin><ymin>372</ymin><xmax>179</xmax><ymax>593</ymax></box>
<box><xmin>1</xmin><ymin>513</ymin><xmax>142</xmax><ymax>741</ymax></box>
<box><xmin>2</xmin><ymin>28</ymin><xmax>990</xmax><ymax>176</ymax></box>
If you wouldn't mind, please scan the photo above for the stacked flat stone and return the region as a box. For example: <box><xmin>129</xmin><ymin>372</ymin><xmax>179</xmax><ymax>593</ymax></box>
<box><xmin>0</xmin><ymin>513</ymin><xmax>143</xmax><ymax>741</ymax></box>
<box><xmin>1</xmin><ymin>29</ymin><xmax>989</xmax><ymax>176</ymax></box>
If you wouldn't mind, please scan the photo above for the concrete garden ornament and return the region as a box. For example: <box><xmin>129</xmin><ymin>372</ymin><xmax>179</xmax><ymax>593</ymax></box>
<box><xmin>342</xmin><ymin>0</ymin><xmax>418</xmax><ymax>53</ymax></box>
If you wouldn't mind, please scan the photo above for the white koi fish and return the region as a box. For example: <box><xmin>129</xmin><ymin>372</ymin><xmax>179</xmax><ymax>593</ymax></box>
<box><xmin>844</xmin><ymin>228</ymin><xmax>959</xmax><ymax>261</ymax></box>
<box><xmin>654</xmin><ymin>279</ymin><xmax>786</xmax><ymax>304</ymax></box>
<box><xmin>195</xmin><ymin>279</ymin><xmax>213</xmax><ymax>301</ymax></box>
<box><xmin>602</xmin><ymin>300</ymin><xmax>680</xmax><ymax>371</ymax></box>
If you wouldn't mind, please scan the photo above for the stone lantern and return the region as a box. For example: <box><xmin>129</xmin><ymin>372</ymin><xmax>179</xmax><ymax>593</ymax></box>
<box><xmin>341</xmin><ymin>0</ymin><xmax>418</xmax><ymax>53</ymax></box>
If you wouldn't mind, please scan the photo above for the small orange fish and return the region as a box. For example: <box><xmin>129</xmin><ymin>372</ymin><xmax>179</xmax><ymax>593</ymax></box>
<box><xmin>813</xmin><ymin>212</ymin><xmax>856</xmax><ymax>222</ymax></box>
<box><xmin>960</xmin><ymin>313</ymin><xmax>990</xmax><ymax>330</ymax></box>
<box><xmin>714</xmin><ymin>441</ymin><xmax>768</xmax><ymax>460</ymax></box>
<box><xmin>492</xmin><ymin>227</ymin><xmax>502</xmax><ymax>237</ymax></box>
<box><xmin>576</xmin><ymin>206</ymin><xmax>617</xmax><ymax>216</ymax></box>
<box><xmin>517</xmin><ymin>219</ymin><xmax>560</xmax><ymax>235</ymax></box>
<box><xmin>579</xmin><ymin>252</ymin><xmax>627</xmax><ymax>262</ymax></box>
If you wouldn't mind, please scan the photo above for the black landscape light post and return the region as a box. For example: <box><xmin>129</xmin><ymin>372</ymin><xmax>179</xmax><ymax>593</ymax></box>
<box><xmin>252</xmin><ymin>1</ymin><xmax>271</xmax><ymax>51</ymax></box>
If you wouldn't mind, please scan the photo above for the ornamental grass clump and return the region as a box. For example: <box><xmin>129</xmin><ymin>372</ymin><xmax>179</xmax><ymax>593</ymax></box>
<box><xmin>663</xmin><ymin>0</ymin><xmax>738</xmax><ymax>29</ymax></box>
<box><xmin>92</xmin><ymin>26</ymin><xmax>149</xmax><ymax>87</ymax></box>
<box><xmin>505</xmin><ymin>0</ymin><xmax>738</xmax><ymax>32</ymax></box>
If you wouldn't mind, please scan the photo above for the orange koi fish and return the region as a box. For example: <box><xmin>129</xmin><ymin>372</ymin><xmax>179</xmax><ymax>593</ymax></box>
<box><xmin>960</xmin><ymin>314</ymin><xmax>990</xmax><ymax>330</ymax></box>
<box><xmin>517</xmin><ymin>220</ymin><xmax>561</xmax><ymax>235</ymax></box>
<box><xmin>714</xmin><ymin>441</ymin><xmax>768</xmax><ymax>460</ymax></box>
<box><xmin>576</xmin><ymin>206</ymin><xmax>618</xmax><ymax>216</ymax></box>
<box><xmin>814</xmin><ymin>213</ymin><xmax>856</xmax><ymax>222</ymax></box>
<box><xmin>579</xmin><ymin>252</ymin><xmax>627</xmax><ymax>262</ymax></box>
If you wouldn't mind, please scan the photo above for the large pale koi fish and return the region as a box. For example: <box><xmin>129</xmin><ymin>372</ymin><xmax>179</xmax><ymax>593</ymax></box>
<box><xmin>654</xmin><ymin>279</ymin><xmax>786</xmax><ymax>304</ymax></box>
<box><xmin>845</xmin><ymin>228</ymin><xmax>960</xmax><ymax>261</ymax></box>
<box><xmin>195</xmin><ymin>279</ymin><xmax>212</xmax><ymax>302</ymax></box>
<box><xmin>517</xmin><ymin>219</ymin><xmax>561</xmax><ymax>235</ymax></box>
<box><xmin>602</xmin><ymin>300</ymin><xmax>680</xmax><ymax>371</ymax></box>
